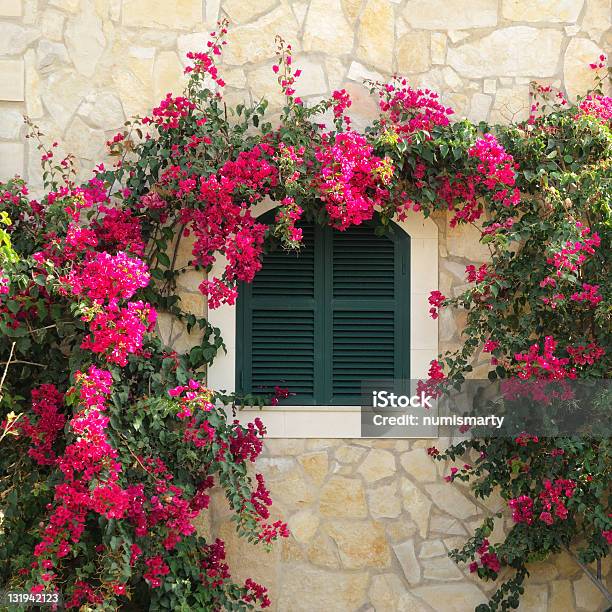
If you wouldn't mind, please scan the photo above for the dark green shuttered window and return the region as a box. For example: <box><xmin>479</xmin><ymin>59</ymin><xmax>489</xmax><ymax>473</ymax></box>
<box><xmin>236</xmin><ymin>213</ymin><xmax>410</xmax><ymax>405</ymax></box>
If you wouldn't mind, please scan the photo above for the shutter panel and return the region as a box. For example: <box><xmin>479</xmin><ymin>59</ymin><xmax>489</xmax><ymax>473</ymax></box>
<box><xmin>329</xmin><ymin>223</ymin><xmax>409</xmax><ymax>404</ymax></box>
<box><xmin>237</xmin><ymin>221</ymin><xmax>318</xmax><ymax>403</ymax></box>
<box><xmin>237</xmin><ymin>214</ymin><xmax>409</xmax><ymax>406</ymax></box>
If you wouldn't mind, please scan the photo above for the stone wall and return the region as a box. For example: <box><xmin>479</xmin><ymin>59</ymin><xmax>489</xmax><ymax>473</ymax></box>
<box><xmin>198</xmin><ymin>438</ymin><xmax>608</xmax><ymax>612</ymax></box>
<box><xmin>1</xmin><ymin>1</ymin><xmax>610</xmax><ymax>610</ymax></box>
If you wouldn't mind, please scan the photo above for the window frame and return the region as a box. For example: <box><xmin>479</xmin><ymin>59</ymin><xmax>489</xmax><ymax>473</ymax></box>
<box><xmin>206</xmin><ymin>199</ymin><xmax>439</xmax><ymax>438</ymax></box>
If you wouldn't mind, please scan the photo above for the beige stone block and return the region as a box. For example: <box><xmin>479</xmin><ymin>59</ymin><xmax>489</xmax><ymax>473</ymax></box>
<box><xmin>0</xmin><ymin>109</ymin><xmax>23</xmax><ymax>140</ymax></box>
<box><xmin>217</xmin><ymin>520</ymin><xmax>280</xmax><ymax>605</ymax></box>
<box><xmin>403</xmin><ymin>0</ymin><xmax>497</xmax><ymax>29</ymax></box>
<box><xmin>468</xmin><ymin>92</ymin><xmax>493</xmax><ymax>122</ymax></box>
<box><xmin>564</xmin><ymin>37</ymin><xmax>608</xmax><ymax>103</ymax></box>
<box><xmin>581</xmin><ymin>0</ymin><xmax>611</xmax><ymax>42</ymax></box>
<box><xmin>516</xmin><ymin>584</ymin><xmax>548</xmax><ymax>611</ymax></box>
<box><xmin>335</xmin><ymin>444</ymin><xmax>366</xmax><ymax>464</ymax></box>
<box><xmin>63</xmin><ymin>116</ymin><xmax>105</xmax><ymax>162</ymax></box>
<box><xmin>204</xmin><ymin>0</ymin><xmax>220</xmax><ymax>26</ymax></box>
<box><xmin>305</xmin><ymin>438</ymin><xmax>340</xmax><ymax>451</ymax></box>
<box><xmin>420</xmin><ymin>539</ymin><xmax>446</xmax><ymax>558</ymax></box>
<box><xmin>320</xmin><ymin>476</ymin><xmax>367</xmax><ymax>518</ymax></box>
<box><xmin>49</xmin><ymin>0</ymin><xmax>79</xmax><ymax>11</ymax></box>
<box><xmin>298</xmin><ymin>451</ymin><xmax>328</xmax><ymax>485</ymax></box>
<box><xmin>429</xmin><ymin>512</ymin><xmax>467</xmax><ymax>535</ymax></box>
<box><xmin>303</xmin><ymin>0</ymin><xmax>354</xmax><ymax>56</ymax></box>
<box><xmin>448</xmin><ymin>27</ymin><xmax>563</xmax><ymax>78</ymax></box>
<box><xmin>0</xmin><ymin>59</ymin><xmax>24</xmax><ymax>102</ymax></box>
<box><xmin>554</xmin><ymin>551</ymin><xmax>581</xmax><ymax>578</ymax></box>
<box><xmin>573</xmin><ymin>574</ymin><xmax>605</xmax><ymax>610</ymax></box>
<box><xmin>483</xmin><ymin>78</ymin><xmax>497</xmax><ymax>94</ymax></box>
<box><xmin>281</xmin><ymin>537</ymin><xmax>306</xmax><ymax>562</ymax></box>
<box><xmin>385</xmin><ymin>519</ymin><xmax>418</xmax><ymax>542</ymax></box>
<box><xmin>79</xmin><ymin>91</ymin><xmax>125</xmax><ymax>130</ymax></box>
<box><xmin>111</xmin><ymin>54</ymin><xmax>153</xmax><ymax>118</ymax></box>
<box><xmin>257</xmin><ymin>456</ymin><xmax>296</xmax><ymax>479</ymax></box>
<box><xmin>0</xmin><ymin>142</ymin><xmax>24</xmax><ymax>179</ymax></box>
<box><xmin>400</xmin><ymin>478</ymin><xmax>431</xmax><ymax>537</ymax></box>
<box><xmin>41</xmin><ymin>9</ymin><xmax>65</xmax><ymax>40</ymax></box>
<box><xmin>367</xmin><ymin>481</ymin><xmax>401</xmax><ymax>518</ymax></box>
<box><xmin>446</xmin><ymin>222</ymin><xmax>491</xmax><ymax>261</ymax></box>
<box><xmin>122</xmin><ymin>0</ymin><xmax>202</xmax><ymax>29</ymax></box>
<box><xmin>288</xmin><ymin>509</ymin><xmax>320</xmax><ymax>543</ymax></box>
<box><xmin>397</xmin><ymin>32</ymin><xmax>431</xmax><ymax>74</ymax></box>
<box><xmin>400</xmin><ymin>449</ymin><xmax>438</xmax><ymax>482</ymax></box>
<box><xmin>393</xmin><ymin>539</ymin><xmax>421</xmax><ymax>584</ymax></box>
<box><xmin>177</xmin><ymin>32</ymin><xmax>208</xmax><ymax>65</ymax></box>
<box><xmin>248</xmin><ymin>62</ymin><xmax>288</xmax><ymax>108</ymax></box>
<box><xmin>264</xmin><ymin>439</ymin><xmax>305</xmax><ymax>455</ymax></box>
<box><xmin>224</xmin><ymin>4</ymin><xmax>299</xmax><ymax>65</ymax></box>
<box><xmin>64</xmin><ymin>0</ymin><xmax>106</xmax><ymax>78</ymax></box>
<box><xmin>357</xmin><ymin>0</ymin><xmax>394</xmax><ymax>73</ymax></box>
<box><xmin>426</xmin><ymin>483</ymin><xmax>478</xmax><ymax>519</ymax></box>
<box><xmin>154</xmin><ymin>51</ymin><xmax>186</xmax><ymax>101</ymax></box>
<box><xmin>177</xmin><ymin>292</ymin><xmax>205</xmax><ymax>316</ymax></box>
<box><xmin>369</xmin><ymin>574</ymin><xmax>418</xmax><ymax>612</ymax></box>
<box><xmin>502</xmin><ymin>0</ymin><xmax>583</xmax><ymax>23</ymax></box>
<box><xmin>490</xmin><ymin>86</ymin><xmax>530</xmax><ymax>125</ymax></box>
<box><xmin>528</xmin><ymin>562</ymin><xmax>558</xmax><ymax>583</ymax></box>
<box><xmin>550</xmin><ymin>580</ymin><xmax>575</xmax><ymax>611</ymax></box>
<box><xmin>156</xmin><ymin>312</ymin><xmax>174</xmax><ymax>346</ymax></box>
<box><xmin>192</xmin><ymin>510</ymin><xmax>211</xmax><ymax>541</ymax></box>
<box><xmin>222</xmin><ymin>67</ymin><xmax>246</xmax><ymax>89</ymax></box>
<box><xmin>277</xmin><ymin>564</ymin><xmax>368</xmax><ymax>611</ymax></box>
<box><xmin>42</xmin><ymin>70</ymin><xmax>91</xmax><ymax>130</ymax></box>
<box><xmin>293</xmin><ymin>57</ymin><xmax>328</xmax><ymax>98</ymax></box>
<box><xmin>291</xmin><ymin>0</ymin><xmax>308</xmax><ymax>27</ymax></box>
<box><xmin>170</xmin><ymin>322</ymin><xmax>203</xmax><ymax>354</ymax></box>
<box><xmin>0</xmin><ymin>23</ymin><xmax>39</xmax><ymax>55</ymax></box>
<box><xmin>357</xmin><ymin>448</ymin><xmax>396</xmax><ymax>482</ymax></box>
<box><xmin>341</xmin><ymin>0</ymin><xmax>361</xmax><ymax>24</ymax></box>
<box><xmin>24</xmin><ymin>49</ymin><xmax>42</xmax><ymax>118</ymax></box>
<box><xmin>326</xmin><ymin>520</ymin><xmax>391</xmax><ymax>568</ymax></box>
<box><xmin>0</xmin><ymin>0</ymin><xmax>22</xmax><ymax>16</ymax></box>
<box><xmin>223</xmin><ymin>0</ymin><xmax>276</xmax><ymax>23</ymax></box>
<box><xmin>423</xmin><ymin>555</ymin><xmax>464</xmax><ymax>581</ymax></box>
<box><xmin>306</xmin><ymin>532</ymin><xmax>340</xmax><ymax>568</ymax></box>
<box><xmin>431</xmin><ymin>32</ymin><xmax>447</xmax><ymax>65</ymax></box>
<box><xmin>412</xmin><ymin>584</ymin><xmax>487</xmax><ymax>612</ymax></box>
<box><xmin>269</xmin><ymin>468</ymin><xmax>316</xmax><ymax>509</ymax></box>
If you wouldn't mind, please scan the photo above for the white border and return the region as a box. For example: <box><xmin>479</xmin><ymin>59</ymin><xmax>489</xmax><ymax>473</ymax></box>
<box><xmin>207</xmin><ymin>200</ymin><xmax>439</xmax><ymax>437</ymax></box>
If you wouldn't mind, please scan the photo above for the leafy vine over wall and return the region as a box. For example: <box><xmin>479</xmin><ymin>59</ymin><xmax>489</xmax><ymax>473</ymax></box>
<box><xmin>0</xmin><ymin>21</ymin><xmax>610</xmax><ymax>611</ymax></box>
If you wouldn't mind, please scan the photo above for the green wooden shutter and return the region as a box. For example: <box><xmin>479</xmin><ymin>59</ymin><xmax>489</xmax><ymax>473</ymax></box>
<box><xmin>236</xmin><ymin>215</ymin><xmax>409</xmax><ymax>406</ymax></box>
<box><xmin>237</xmin><ymin>220</ymin><xmax>319</xmax><ymax>404</ymax></box>
<box><xmin>327</xmin><ymin>223</ymin><xmax>409</xmax><ymax>404</ymax></box>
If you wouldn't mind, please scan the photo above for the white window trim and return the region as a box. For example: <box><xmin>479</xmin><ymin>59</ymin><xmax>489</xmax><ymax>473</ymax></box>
<box><xmin>207</xmin><ymin>200</ymin><xmax>439</xmax><ymax>438</ymax></box>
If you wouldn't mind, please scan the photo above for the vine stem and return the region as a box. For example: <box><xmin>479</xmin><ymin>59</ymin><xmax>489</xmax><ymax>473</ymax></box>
<box><xmin>566</xmin><ymin>547</ymin><xmax>612</xmax><ymax>604</ymax></box>
<box><xmin>0</xmin><ymin>342</ymin><xmax>15</xmax><ymax>397</ymax></box>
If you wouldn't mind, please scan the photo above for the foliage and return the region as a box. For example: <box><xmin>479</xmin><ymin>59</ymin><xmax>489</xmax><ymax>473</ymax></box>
<box><xmin>0</xmin><ymin>18</ymin><xmax>609</xmax><ymax>610</ymax></box>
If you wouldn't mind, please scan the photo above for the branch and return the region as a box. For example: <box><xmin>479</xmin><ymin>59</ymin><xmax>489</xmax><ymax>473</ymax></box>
<box><xmin>0</xmin><ymin>342</ymin><xmax>16</xmax><ymax>397</ymax></box>
<box><xmin>566</xmin><ymin>547</ymin><xmax>612</xmax><ymax>605</ymax></box>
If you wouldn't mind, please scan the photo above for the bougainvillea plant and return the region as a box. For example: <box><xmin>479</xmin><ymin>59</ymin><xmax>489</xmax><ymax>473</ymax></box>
<box><xmin>0</xmin><ymin>19</ymin><xmax>609</xmax><ymax>611</ymax></box>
